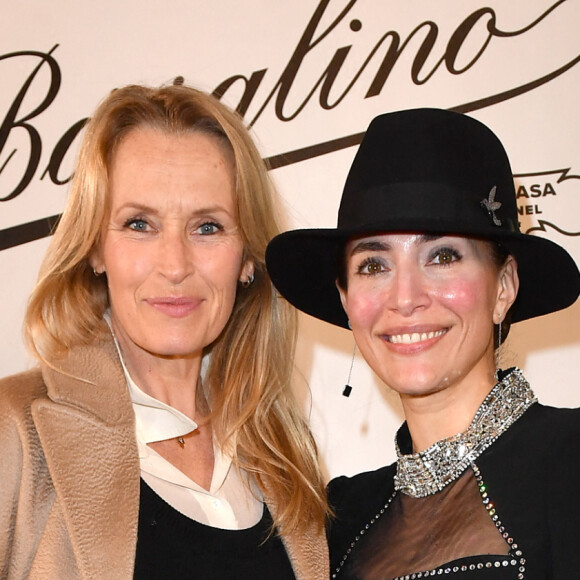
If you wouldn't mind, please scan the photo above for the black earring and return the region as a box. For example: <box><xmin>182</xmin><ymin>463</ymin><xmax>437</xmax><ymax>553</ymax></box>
<box><xmin>494</xmin><ymin>318</ymin><xmax>505</xmax><ymax>381</ymax></box>
<box><xmin>342</xmin><ymin>343</ymin><xmax>356</xmax><ymax>397</ymax></box>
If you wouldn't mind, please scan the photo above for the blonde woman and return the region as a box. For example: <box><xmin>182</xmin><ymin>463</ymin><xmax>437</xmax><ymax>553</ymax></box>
<box><xmin>0</xmin><ymin>83</ymin><xmax>328</xmax><ymax>579</ymax></box>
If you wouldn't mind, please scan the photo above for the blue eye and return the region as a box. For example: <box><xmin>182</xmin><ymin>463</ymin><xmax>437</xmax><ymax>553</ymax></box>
<box><xmin>197</xmin><ymin>222</ymin><xmax>222</xmax><ymax>235</ymax></box>
<box><xmin>125</xmin><ymin>218</ymin><xmax>149</xmax><ymax>232</ymax></box>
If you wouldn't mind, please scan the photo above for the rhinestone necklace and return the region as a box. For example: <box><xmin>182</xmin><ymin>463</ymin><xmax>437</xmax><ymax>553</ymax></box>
<box><xmin>394</xmin><ymin>368</ymin><xmax>537</xmax><ymax>498</ymax></box>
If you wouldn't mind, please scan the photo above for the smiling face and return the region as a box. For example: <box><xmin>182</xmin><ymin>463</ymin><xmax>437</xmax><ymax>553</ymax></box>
<box><xmin>91</xmin><ymin>128</ymin><xmax>252</xmax><ymax>364</ymax></box>
<box><xmin>338</xmin><ymin>233</ymin><xmax>518</xmax><ymax>403</ymax></box>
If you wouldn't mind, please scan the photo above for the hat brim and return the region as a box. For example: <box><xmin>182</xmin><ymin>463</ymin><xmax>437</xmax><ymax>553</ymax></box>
<box><xmin>266</xmin><ymin>223</ymin><xmax>580</xmax><ymax>329</ymax></box>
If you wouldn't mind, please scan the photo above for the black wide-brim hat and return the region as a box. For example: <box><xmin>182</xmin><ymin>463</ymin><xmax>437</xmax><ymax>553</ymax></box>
<box><xmin>266</xmin><ymin>108</ymin><xmax>580</xmax><ymax>329</ymax></box>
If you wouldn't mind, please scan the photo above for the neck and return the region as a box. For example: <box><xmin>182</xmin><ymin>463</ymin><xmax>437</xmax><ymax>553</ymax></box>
<box><xmin>400</xmin><ymin>367</ymin><xmax>496</xmax><ymax>453</ymax></box>
<box><xmin>113</xmin><ymin>331</ymin><xmax>205</xmax><ymax>421</ymax></box>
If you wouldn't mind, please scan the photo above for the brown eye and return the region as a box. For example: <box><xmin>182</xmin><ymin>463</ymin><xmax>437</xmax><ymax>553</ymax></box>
<box><xmin>357</xmin><ymin>258</ymin><xmax>385</xmax><ymax>275</ymax></box>
<box><xmin>439</xmin><ymin>251</ymin><xmax>453</xmax><ymax>264</ymax></box>
<box><xmin>430</xmin><ymin>247</ymin><xmax>461</xmax><ymax>266</ymax></box>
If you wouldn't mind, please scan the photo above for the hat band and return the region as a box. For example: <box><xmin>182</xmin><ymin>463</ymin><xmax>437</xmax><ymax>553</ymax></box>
<box><xmin>338</xmin><ymin>182</ymin><xmax>518</xmax><ymax>235</ymax></box>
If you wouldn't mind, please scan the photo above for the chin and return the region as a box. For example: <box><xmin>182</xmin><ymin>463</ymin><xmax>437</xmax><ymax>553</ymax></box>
<box><xmin>382</xmin><ymin>366</ymin><xmax>448</xmax><ymax>398</ymax></box>
<box><xmin>148</xmin><ymin>347</ymin><xmax>201</xmax><ymax>359</ymax></box>
<box><xmin>139</xmin><ymin>336</ymin><xmax>205</xmax><ymax>359</ymax></box>
<box><xmin>396</xmin><ymin>383</ymin><xmax>447</xmax><ymax>399</ymax></box>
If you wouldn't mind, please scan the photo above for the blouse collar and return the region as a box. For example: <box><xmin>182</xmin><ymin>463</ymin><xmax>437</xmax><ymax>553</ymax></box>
<box><xmin>122</xmin><ymin>363</ymin><xmax>198</xmax><ymax>444</ymax></box>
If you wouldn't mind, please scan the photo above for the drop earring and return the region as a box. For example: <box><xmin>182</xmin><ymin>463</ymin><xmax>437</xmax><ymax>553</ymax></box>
<box><xmin>342</xmin><ymin>343</ymin><xmax>356</xmax><ymax>397</ymax></box>
<box><xmin>342</xmin><ymin>319</ymin><xmax>355</xmax><ymax>396</ymax></box>
<box><xmin>495</xmin><ymin>317</ymin><xmax>504</xmax><ymax>381</ymax></box>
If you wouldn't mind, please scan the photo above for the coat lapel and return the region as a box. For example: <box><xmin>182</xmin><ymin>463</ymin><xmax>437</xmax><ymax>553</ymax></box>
<box><xmin>32</xmin><ymin>333</ymin><xmax>140</xmax><ymax>579</ymax></box>
<box><xmin>279</xmin><ymin>520</ymin><xmax>329</xmax><ymax>580</ymax></box>
<box><xmin>265</xmin><ymin>482</ymin><xmax>329</xmax><ymax>580</ymax></box>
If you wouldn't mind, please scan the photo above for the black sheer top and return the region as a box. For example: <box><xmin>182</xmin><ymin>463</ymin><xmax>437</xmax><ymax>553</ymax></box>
<box><xmin>338</xmin><ymin>465</ymin><xmax>521</xmax><ymax>579</ymax></box>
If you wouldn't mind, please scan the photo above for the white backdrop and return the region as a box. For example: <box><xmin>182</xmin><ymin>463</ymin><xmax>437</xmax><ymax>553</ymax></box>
<box><xmin>1</xmin><ymin>0</ymin><xmax>579</xmax><ymax>479</ymax></box>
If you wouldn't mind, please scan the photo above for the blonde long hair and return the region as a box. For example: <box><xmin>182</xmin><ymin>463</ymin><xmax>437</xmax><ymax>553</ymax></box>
<box><xmin>24</xmin><ymin>83</ymin><xmax>327</xmax><ymax>535</ymax></box>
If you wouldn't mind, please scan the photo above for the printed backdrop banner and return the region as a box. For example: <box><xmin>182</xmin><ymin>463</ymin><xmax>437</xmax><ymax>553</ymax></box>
<box><xmin>1</xmin><ymin>0</ymin><xmax>579</xmax><ymax>478</ymax></box>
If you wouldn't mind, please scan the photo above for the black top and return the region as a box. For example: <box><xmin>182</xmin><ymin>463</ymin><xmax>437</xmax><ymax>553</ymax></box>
<box><xmin>134</xmin><ymin>478</ymin><xmax>296</xmax><ymax>579</ymax></box>
<box><xmin>328</xmin><ymin>403</ymin><xmax>580</xmax><ymax>580</ymax></box>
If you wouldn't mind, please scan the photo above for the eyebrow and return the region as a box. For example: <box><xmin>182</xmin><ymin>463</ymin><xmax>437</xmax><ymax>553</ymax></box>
<box><xmin>349</xmin><ymin>240</ymin><xmax>390</xmax><ymax>256</ymax></box>
<box><xmin>348</xmin><ymin>234</ymin><xmax>443</xmax><ymax>256</ymax></box>
<box><xmin>112</xmin><ymin>202</ymin><xmax>233</xmax><ymax>218</ymax></box>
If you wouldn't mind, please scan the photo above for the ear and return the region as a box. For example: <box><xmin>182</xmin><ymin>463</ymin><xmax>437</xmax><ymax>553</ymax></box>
<box><xmin>336</xmin><ymin>279</ymin><xmax>349</xmax><ymax>319</ymax></box>
<box><xmin>494</xmin><ymin>255</ymin><xmax>519</xmax><ymax>323</ymax></box>
<box><xmin>239</xmin><ymin>259</ymin><xmax>255</xmax><ymax>285</ymax></box>
<box><xmin>89</xmin><ymin>244</ymin><xmax>105</xmax><ymax>275</ymax></box>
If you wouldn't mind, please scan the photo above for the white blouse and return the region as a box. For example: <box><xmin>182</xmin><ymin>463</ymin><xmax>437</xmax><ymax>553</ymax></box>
<box><xmin>112</xmin><ymin>340</ymin><xmax>263</xmax><ymax>530</ymax></box>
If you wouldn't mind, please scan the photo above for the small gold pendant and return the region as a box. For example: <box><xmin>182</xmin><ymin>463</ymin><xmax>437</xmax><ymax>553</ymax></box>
<box><xmin>177</xmin><ymin>436</ymin><xmax>185</xmax><ymax>448</ymax></box>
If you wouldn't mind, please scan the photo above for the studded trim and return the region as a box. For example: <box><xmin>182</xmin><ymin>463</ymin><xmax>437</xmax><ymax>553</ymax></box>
<box><xmin>332</xmin><ymin>490</ymin><xmax>397</xmax><ymax>578</ymax></box>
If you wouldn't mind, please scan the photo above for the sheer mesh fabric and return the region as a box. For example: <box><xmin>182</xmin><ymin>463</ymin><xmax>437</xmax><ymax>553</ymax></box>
<box><xmin>348</xmin><ymin>469</ymin><xmax>509</xmax><ymax>579</ymax></box>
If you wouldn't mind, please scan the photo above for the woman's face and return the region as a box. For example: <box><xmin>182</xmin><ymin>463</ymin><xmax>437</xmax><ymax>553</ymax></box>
<box><xmin>91</xmin><ymin>128</ymin><xmax>252</xmax><ymax>361</ymax></box>
<box><xmin>338</xmin><ymin>233</ymin><xmax>518</xmax><ymax>400</ymax></box>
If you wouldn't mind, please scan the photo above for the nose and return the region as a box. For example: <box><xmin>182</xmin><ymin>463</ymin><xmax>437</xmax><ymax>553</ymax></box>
<box><xmin>388</xmin><ymin>263</ymin><xmax>430</xmax><ymax>317</ymax></box>
<box><xmin>158</xmin><ymin>229</ymin><xmax>193</xmax><ymax>284</ymax></box>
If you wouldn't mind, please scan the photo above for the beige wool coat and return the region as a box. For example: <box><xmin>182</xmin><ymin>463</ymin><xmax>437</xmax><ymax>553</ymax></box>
<box><xmin>0</xmin><ymin>333</ymin><xmax>328</xmax><ymax>579</ymax></box>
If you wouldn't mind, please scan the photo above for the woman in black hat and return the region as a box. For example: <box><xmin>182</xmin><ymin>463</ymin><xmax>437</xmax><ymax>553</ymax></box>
<box><xmin>266</xmin><ymin>108</ymin><xmax>580</xmax><ymax>579</ymax></box>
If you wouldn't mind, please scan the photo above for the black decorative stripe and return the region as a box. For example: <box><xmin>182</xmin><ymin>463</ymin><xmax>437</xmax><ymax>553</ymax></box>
<box><xmin>0</xmin><ymin>214</ymin><xmax>61</xmax><ymax>251</ymax></box>
<box><xmin>265</xmin><ymin>132</ymin><xmax>363</xmax><ymax>170</ymax></box>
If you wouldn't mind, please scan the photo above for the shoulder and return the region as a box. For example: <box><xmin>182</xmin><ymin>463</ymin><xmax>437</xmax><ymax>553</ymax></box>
<box><xmin>529</xmin><ymin>401</ymin><xmax>580</xmax><ymax>431</ymax></box>
<box><xmin>327</xmin><ymin>464</ymin><xmax>396</xmax><ymax>568</ymax></box>
<box><xmin>480</xmin><ymin>401</ymin><xmax>580</xmax><ymax>498</ymax></box>
<box><xmin>0</xmin><ymin>368</ymin><xmax>48</xmax><ymax>504</ymax></box>
<box><xmin>0</xmin><ymin>368</ymin><xmax>47</xmax><ymax>454</ymax></box>
<box><xmin>522</xmin><ymin>400</ymin><xmax>580</xmax><ymax>423</ymax></box>
<box><xmin>0</xmin><ymin>368</ymin><xmax>47</xmax><ymax>419</ymax></box>
<box><xmin>525</xmin><ymin>403</ymin><xmax>580</xmax><ymax>470</ymax></box>
<box><xmin>328</xmin><ymin>464</ymin><xmax>396</xmax><ymax>513</ymax></box>
<box><xmin>501</xmin><ymin>401</ymin><xmax>580</xmax><ymax>452</ymax></box>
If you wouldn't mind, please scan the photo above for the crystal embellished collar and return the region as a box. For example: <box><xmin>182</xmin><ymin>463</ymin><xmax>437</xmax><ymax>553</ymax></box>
<box><xmin>394</xmin><ymin>368</ymin><xmax>537</xmax><ymax>498</ymax></box>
